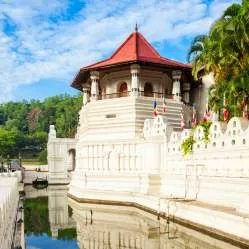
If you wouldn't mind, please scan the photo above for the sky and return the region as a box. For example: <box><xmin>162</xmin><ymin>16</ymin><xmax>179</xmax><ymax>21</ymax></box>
<box><xmin>0</xmin><ymin>0</ymin><xmax>240</xmax><ymax>103</ymax></box>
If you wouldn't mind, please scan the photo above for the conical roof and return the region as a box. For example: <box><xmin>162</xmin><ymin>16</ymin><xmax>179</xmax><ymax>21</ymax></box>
<box><xmin>72</xmin><ymin>31</ymin><xmax>191</xmax><ymax>90</ymax></box>
<box><xmin>82</xmin><ymin>31</ymin><xmax>190</xmax><ymax>70</ymax></box>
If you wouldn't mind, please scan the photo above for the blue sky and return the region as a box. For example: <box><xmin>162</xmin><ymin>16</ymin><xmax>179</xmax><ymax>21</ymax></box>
<box><xmin>26</xmin><ymin>234</ymin><xmax>79</xmax><ymax>249</ymax></box>
<box><xmin>0</xmin><ymin>0</ymin><xmax>240</xmax><ymax>103</ymax></box>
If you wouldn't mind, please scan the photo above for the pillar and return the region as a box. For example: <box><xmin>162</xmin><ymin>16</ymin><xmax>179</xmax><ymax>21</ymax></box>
<box><xmin>130</xmin><ymin>64</ymin><xmax>140</xmax><ymax>96</ymax></box>
<box><xmin>183</xmin><ymin>82</ymin><xmax>190</xmax><ymax>104</ymax></box>
<box><xmin>172</xmin><ymin>70</ymin><xmax>182</xmax><ymax>102</ymax></box>
<box><xmin>49</xmin><ymin>125</ymin><xmax>56</xmax><ymax>139</ymax></box>
<box><xmin>82</xmin><ymin>84</ymin><xmax>90</xmax><ymax>106</ymax></box>
<box><xmin>90</xmin><ymin>71</ymin><xmax>99</xmax><ymax>101</ymax></box>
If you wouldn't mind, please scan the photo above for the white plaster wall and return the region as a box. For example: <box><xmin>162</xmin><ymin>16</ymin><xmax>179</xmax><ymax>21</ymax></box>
<box><xmin>47</xmin><ymin>136</ymin><xmax>77</xmax><ymax>184</ymax></box>
<box><xmin>0</xmin><ymin>177</ymin><xmax>19</xmax><ymax>249</ymax></box>
<box><xmin>68</xmin><ymin>115</ymin><xmax>249</xmax><ymax>241</ymax></box>
<box><xmin>100</xmin><ymin>69</ymin><xmax>172</xmax><ymax>96</ymax></box>
<box><xmin>101</xmin><ymin>70</ymin><xmax>131</xmax><ymax>95</ymax></box>
<box><xmin>164</xmin><ymin>117</ymin><xmax>249</xmax><ymax>213</ymax></box>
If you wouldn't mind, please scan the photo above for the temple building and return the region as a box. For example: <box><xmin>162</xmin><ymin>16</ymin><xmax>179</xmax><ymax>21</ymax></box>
<box><xmin>47</xmin><ymin>28</ymin><xmax>249</xmax><ymax>245</ymax></box>
<box><xmin>72</xmin><ymin>28</ymin><xmax>193</xmax><ymax>105</ymax></box>
<box><xmin>70</xmin><ymin>29</ymin><xmax>198</xmax><ymax>143</ymax></box>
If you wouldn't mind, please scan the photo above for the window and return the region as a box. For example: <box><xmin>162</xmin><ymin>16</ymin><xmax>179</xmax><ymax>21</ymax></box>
<box><xmin>144</xmin><ymin>83</ymin><xmax>153</xmax><ymax>97</ymax></box>
<box><xmin>119</xmin><ymin>82</ymin><xmax>128</xmax><ymax>97</ymax></box>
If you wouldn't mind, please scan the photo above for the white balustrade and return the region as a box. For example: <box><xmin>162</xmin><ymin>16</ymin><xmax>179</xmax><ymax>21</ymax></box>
<box><xmin>0</xmin><ymin>177</ymin><xmax>19</xmax><ymax>249</ymax></box>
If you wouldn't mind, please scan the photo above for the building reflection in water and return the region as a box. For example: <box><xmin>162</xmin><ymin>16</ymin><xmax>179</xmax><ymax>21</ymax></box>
<box><xmin>68</xmin><ymin>199</ymin><xmax>240</xmax><ymax>249</ymax></box>
<box><xmin>24</xmin><ymin>185</ymin><xmax>78</xmax><ymax>249</ymax></box>
<box><xmin>24</xmin><ymin>186</ymin><xmax>240</xmax><ymax>249</ymax></box>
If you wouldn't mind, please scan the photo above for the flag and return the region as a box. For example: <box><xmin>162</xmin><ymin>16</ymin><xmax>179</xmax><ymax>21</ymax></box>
<box><xmin>192</xmin><ymin>105</ymin><xmax>197</xmax><ymax>127</ymax></box>
<box><xmin>223</xmin><ymin>98</ymin><xmax>229</xmax><ymax>122</ymax></box>
<box><xmin>203</xmin><ymin>104</ymin><xmax>211</xmax><ymax>122</ymax></box>
<box><xmin>243</xmin><ymin>104</ymin><xmax>248</xmax><ymax>119</ymax></box>
<box><xmin>180</xmin><ymin>112</ymin><xmax>185</xmax><ymax>130</ymax></box>
<box><xmin>242</xmin><ymin>99</ymin><xmax>248</xmax><ymax>119</ymax></box>
<box><xmin>162</xmin><ymin>98</ymin><xmax>167</xmax><ymax>113</ymax></box>
<box><xmin>153</xmin><ymin>97</ymin><xmax>158</xmax><ymax>117</ymax></box>
<box><xmin>223</xmin><ymin>108</ymin><xmax>229</xmax><ymax>121</ymax></box>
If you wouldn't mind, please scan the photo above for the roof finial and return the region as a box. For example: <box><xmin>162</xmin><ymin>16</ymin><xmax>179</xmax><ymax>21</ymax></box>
<box><xmin>135</xmin><ymin>22</ymin><xmax>138</xmax><ymax>32</ymax></box>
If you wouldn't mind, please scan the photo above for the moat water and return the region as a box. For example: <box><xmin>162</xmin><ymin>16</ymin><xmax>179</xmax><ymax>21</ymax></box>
<box><xmin>24</xmin><ymin>185</ymin><xmax>242</xmax><ymax>249</ymax></box>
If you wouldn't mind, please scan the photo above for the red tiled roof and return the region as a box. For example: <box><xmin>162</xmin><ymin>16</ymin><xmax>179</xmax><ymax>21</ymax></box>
<box><xmin>81</xmin><ymin>31</ymin><xmax>191</xmax><ymax>70</ymax></box>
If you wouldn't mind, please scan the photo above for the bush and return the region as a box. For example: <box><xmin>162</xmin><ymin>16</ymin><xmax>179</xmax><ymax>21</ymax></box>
<box><xmin>181</xmin><ymin>135</ymin><xmax>196</xmax><ymax>156</ymax></box>
<box><xmin>38</xmin><ymin>149</ymin><xmax>47</xmax><ymax>164</ymax></box>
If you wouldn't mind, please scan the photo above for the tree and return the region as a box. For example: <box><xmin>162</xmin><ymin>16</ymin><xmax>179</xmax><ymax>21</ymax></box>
<box><xmin>28</xmin><ymin>107</ymin><xmax>42</xmax><ymax>132</ymax></box>
<box><xmin>0</xmin><ymin>128</ymin><xmax>19</xmax><ymax>157</ymax></box>
<box><xmin>0</xmin><ymin>94</ymin><xmax>82</xmax><ymax>158</ymax></box>
<box><xmin>188</xmin><ymin>1</ymin><xmax>249</xmax><ymax>120</ymax></box>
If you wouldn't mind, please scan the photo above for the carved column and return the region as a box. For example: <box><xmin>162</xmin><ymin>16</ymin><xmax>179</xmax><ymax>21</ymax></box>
<box><xmin>183</xmin><ymin>82</ymin><xmax>190</xmax><ymax>104</ymax></box>
<box><xmin>172</xmin><ymin>70</ymin><xmax>182</xmax><ymax>102</ymax></box>
<box><xmin>130</xmin><ymin>64</ymin><xmax>140</xmax><ymax>96</ymax></box>
<box><xmin>82</xmin><ymin>84</ymin><xmax>90</xmax><ymax>106</ymax></box>
<box><xmin>90</xmin><ymin>71</ymin><xmax>99</xmax><ymax>101</ymax></box>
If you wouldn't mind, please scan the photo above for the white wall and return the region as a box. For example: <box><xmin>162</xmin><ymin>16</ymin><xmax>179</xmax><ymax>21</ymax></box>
<box><xmin>0</xmin><ymin>177</ymin><xmax>19</xmax><ymax>249</ymax></box>
<box><xmin>47</xmin><ymin>126</ymin><xmax>77</xmax><ymax>184</ymax></box>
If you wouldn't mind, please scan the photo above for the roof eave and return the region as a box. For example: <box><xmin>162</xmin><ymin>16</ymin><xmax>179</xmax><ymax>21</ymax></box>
<box><xmin>71</xmin><ymin>60</ymin><xmax>192</xmax><ymax>91</ymax></box>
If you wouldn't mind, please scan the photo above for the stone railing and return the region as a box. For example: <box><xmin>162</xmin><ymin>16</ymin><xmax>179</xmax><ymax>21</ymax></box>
<box><xmin>167</xmin><ymin>117</ymin><xmax>249</xmax><ymax>154</ymax></box>
<box><xmin>99</xmin><ymin>91</ymin><xmax>174</xmax><ymax>100</ymax></box>
<box><xmin>164</xmin><ymin>117</ymin><xmax>249</xmax><ymax>210</ymax></box>
<box><xmin>0</xmin><ymin>171</ymin><xmax>22</xmax><ymax>182</ymax></box>
<box><xmin>76</xmin><ymin>143</ymin><xmax>144</xmax><ymax>174</ymax></box>
<box><xmin>0</xmin><ymin>177</ymin><xmax>19</xmax><ymax>249</ymax></box>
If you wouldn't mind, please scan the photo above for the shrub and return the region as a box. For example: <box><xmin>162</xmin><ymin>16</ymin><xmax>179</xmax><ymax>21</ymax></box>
<box><xmin>38</xmin><ymin>149</ymin><xmax>47</xmax><ymax>164</ymax></box>
<box><xmin>181</xmin><ymin>135</ymin><xmax>196</xmax><ymax>156</ymax></box>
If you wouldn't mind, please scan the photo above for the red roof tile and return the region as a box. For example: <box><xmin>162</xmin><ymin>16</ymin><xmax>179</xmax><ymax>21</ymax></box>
<box><xmin>81</xmin><ymin>31</ymin><xmax>191</xmax><ymax>70</ymax></box>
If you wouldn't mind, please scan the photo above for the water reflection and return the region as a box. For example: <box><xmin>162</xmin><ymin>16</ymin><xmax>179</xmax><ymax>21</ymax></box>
<box><xmin>24</xmin><ymin>186</ymin><xmax>241</xmax><ymax>249</ymax></box>
<box><xmin>24</xmin><ymin>185</ymin><xmax>79</xmax><ymax>249</ymax></box>
<box><xmin>69</xmin><ymin>200</ymin><xmax>240</xmax><ymax>249</ymax></box>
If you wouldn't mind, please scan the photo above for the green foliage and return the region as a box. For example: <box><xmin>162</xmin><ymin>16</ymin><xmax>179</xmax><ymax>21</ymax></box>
<box><xmin>181</xmin><ymin>135</ymin><xmax>196</xmax><ymax>156</ymax></box>
<box><xmin>0</xmin><ymin>94</ymin><xmax>82</xmax><ymax>158</ymax></box>
<box><xmin>58</xmin><ymin>228</ymin><xmax>77</xmax><ymax>240</ymax></box>
<box><xmin>199</xmin><ymin>121</ymin><xmax>212</xmax><ymax>144</ymax></box>
<box><xmin>24</xmin><ymin>197</ymin><xmax>51</xmax><ymax>236</ymax></box>
<box><xmin>38</xmin><ymin>149</ymin><xmax>47</xmax><ymax>164</ymax></box>
<box><xmin>0</xmin><ymin>128</ymin><xmax>22</xmax><ymax>157</ymax></box>
<box><xmin>31</xmin><ymin>131</ymin><xmax>48</xmax><ymax>150</ymax></box>
<box><xmin>24</xmin><ymin>196</ymin><xmax>77</xmax><ymax>240</ymax></box>
<box><xmin>188</xmin><ymin>1</ymin><xmax>249</xmax><ymax>120</ymax></box>
<box><xmin>181</xmin><ymin>121</ymin><xmax>212</xmax><ymax>156</ymax></box>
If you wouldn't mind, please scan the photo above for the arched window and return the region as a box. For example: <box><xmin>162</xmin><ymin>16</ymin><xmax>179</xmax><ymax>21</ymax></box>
<box><xmin>119</xmin><ymin>82</ymin><xmax>128</xmax><ymax>97</ymax></box>
<box><xmin>144</xmin><ymin>83</ymin><xmax>153</xmax><ymax>97</ymax></box>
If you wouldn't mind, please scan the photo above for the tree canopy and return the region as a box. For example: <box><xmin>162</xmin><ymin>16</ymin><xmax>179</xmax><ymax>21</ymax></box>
<box><xmin>188</xmin><ymin>0</ymin><xmax>249</xmax><ymax>119</ymax></box>
<box><xmin>0</xmin><ymin>94</ymin><xmax>82</xmax><ymax>158</ymax></box>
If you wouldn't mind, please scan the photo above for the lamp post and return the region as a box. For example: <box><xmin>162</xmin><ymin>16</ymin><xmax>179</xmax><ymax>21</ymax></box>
<box><xmin>0</xmin><ymin>155</ymin><xmax>3</xmax><ymax>172</ymax></box>
<box><xmin>19</xmin><ymin>153</ymin><xmax>22</xmax><ymax>167</ymax></box>
<box><xmin>7</xmin><ymin>154</ymin><xmax>11</xmax><ymax>172</ymax></box>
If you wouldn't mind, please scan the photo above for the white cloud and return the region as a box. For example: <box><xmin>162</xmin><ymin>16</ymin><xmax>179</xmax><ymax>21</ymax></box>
<box><xmin>0</xmin><ymin>0</ymin><xmax>240</xmax><ymax>102</ymax></box>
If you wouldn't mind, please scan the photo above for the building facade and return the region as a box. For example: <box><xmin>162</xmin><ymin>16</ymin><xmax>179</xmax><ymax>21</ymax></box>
<box><xmin>47</xmin><ymin>29</ymin><xmax>249</xmax><ymax>244</ymax></box>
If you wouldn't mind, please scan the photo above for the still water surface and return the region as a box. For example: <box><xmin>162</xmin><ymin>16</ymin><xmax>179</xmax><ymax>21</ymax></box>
<box><xmin>24</xmin><ymin>185</ymin><xmax>241</xmax><ymax>249</ymax></box>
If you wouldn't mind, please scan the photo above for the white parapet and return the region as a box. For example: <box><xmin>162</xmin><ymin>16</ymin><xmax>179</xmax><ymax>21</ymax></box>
<box><xmin>0</xmin><ymin>177</ymin><xmax>19</xmax><ymax>249</ymax></box>
<box><xmin>47</xmin><ymin>132</ymin><xmax>77</xmax><ymax>184</ymax></box>
<box><xmin>66</xmin><ymin>115</ymin><xmax>249</xmax><ymax>243</ymax></box>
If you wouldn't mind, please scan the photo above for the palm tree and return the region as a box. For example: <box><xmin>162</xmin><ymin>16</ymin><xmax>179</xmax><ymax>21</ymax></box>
<box><xmin>187</xmin><ymin>35</ymin><xmax>219</xmax><ymax>80</ymax></box>
<box><xmin>188</xmin><ymin>1</ymin><xmax>249</xmax><ymax>119</ymax></box>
